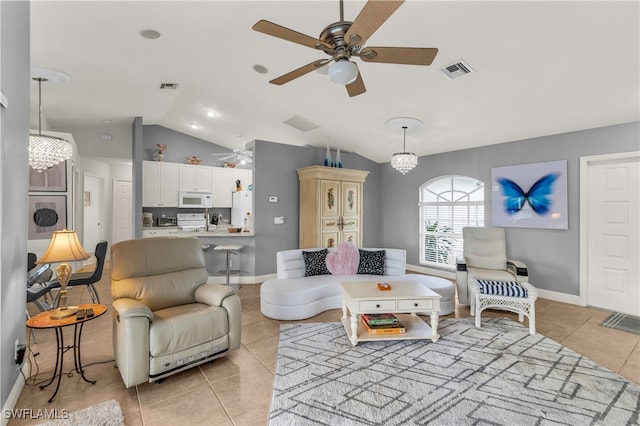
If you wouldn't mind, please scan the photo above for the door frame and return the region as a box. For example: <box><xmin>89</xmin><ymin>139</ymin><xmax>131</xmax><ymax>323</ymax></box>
<box><xmin>579</xmin><ymin>150</ymin><xmax>640</xmax><ymax>306</ymax></box>
<box><xmin>82</xmin><ymin>172</ymin><xmax>105</xmax><ymax>250</ymax></box>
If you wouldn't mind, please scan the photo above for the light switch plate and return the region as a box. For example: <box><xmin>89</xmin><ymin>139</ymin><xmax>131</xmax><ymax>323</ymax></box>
<box><xmin>268</xmin><ymin>196</ymin><xmax>278</xmax><ymax>203</ymax></box>
<box><xmin>274</xmin><ymin>216</ymin><xmax>285</xmax><ymax>224</ymax></box>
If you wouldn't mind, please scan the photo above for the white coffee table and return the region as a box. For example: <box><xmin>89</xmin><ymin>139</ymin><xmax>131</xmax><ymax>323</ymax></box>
<box><xmin>340</xmin><ymin>280</ymin><xmax>441</xmax><ymax>346</ymax></box>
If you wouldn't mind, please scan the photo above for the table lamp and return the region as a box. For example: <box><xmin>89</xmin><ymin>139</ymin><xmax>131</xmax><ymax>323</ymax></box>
<box><xmin>37</xmin><ymin>229</ymin><xmax>90</xmax><ymax>319</ymax></box>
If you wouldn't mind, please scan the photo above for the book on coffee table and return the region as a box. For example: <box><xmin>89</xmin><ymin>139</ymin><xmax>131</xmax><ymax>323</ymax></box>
<box><xmin>362</xmin><ymin>313</ymin><xmax>400</xmax><ymax>326</ymax></box>
<box><xmin>361</xmin><ymin>317</ymin><xmax>406</xmax><ymax>335</ymax></box>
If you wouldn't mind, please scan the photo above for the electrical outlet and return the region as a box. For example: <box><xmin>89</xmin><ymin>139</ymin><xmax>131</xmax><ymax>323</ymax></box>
<box><xmin>14</xmin><ymin>340</ymin><xmax>26</xmax><ymax>365</ymax></box>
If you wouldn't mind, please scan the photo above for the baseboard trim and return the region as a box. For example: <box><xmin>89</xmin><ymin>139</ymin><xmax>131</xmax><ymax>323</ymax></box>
<box><xmin>2</xmin><ymin>363</ymin><xmax>29</xmax><ymax>426</ymax></box>
<box><xmin>535</xmin><ymin>288</ymin><xmax>583</xmax><ymax>306</ymax></box>
<box><xmin>207</xmin><ymin>273</ymin><xmax>275</xmax><ymax>285</ymax></box>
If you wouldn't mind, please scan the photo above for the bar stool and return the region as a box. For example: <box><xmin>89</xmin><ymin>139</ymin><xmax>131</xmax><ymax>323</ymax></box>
<box><xmin>214</xmin><ymin>245</ymin><xmax>243</xmax><ymax>286</ymax></box>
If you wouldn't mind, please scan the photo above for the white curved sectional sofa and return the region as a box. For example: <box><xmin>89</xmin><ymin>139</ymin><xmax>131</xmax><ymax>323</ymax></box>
<box><xmin>260</xmin><ymin>248</ymin><xmax>456</xmax><ymax>320</ymax></box>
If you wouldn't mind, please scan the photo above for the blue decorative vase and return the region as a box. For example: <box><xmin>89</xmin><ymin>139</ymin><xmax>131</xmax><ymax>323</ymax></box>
<box><xmin>335</xmin><ymin>147</ymin><xmax>343</xmax><ymax>168</ymax></box>
<box><xmin>323</xmin><ymin>144</ymin><xmax>332</xmax><ymax>167</ymax></box>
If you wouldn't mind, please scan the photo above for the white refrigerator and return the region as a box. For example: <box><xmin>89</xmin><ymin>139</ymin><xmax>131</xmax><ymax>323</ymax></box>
<box><xmin>231</xmin><ymin>190</ymin><xmax>253</xmax><ymax>228</ymax></box>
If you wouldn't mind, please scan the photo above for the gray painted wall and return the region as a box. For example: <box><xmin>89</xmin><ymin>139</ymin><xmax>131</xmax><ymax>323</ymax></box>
<box><xmin>252</xmin><ymin>140</ymin><xmax>381</xmax><ymax>275</ymax></box>
<box><xmin>380</xmin><ymin>122</ymin><xmax>640</xmax><ymax>296</ymax></box>
<box><xmin>132</xmin><ymin>117</ymin><xmax>143</xmax><ymax>239</ymax></box>
<box><xmin>142</xmin><ymin>125</ymin><xmax>242</xmax><ymax>166</ymax></box>
<box><xmin>1</xmin><ymin>0</ymin><xmax>29</xmax><ymax>409</ymax></box>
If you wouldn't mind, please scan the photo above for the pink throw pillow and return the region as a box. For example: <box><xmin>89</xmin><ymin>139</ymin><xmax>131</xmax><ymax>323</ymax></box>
<box><xmin>326</xmin><ymin>242</ymin><xmax>360</xmax><ymax>275</ymax></box>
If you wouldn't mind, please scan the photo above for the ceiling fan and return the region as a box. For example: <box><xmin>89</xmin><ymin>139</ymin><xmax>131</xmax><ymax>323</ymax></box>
<box><xmin>252</xmin><ymin>0</ymin><xmax>438</xmax><ymax>97</ymax></box>
<box><xmin>211</xmin><ymin>149</ymin><xmax>253</xmax><ymax>165</ymax></box>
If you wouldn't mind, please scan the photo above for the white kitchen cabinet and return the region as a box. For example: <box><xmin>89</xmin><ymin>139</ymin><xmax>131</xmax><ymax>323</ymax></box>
<box><xmin>142</xmin><ymin>229</ymin><xmax>162</xmax><ymax>238</ymax></box>
<box><xmin>178</xmin><ymin>164</ymin><xmax>212</xmax><ymax>193</ymax></box>
<box><xmin>142</xmin><ymin>161</ymin><xmax>179</xmax><ymax>207</ymax></box>
<box><xmin>211</xmin><ymin>167</ymin><xmax>253</xmax><ymax>207</ymax></box>
<box><xmin>233</xmin><ymin>168</ymin><xmax>252</xmax><ymax>190</ymax></box>
<box><xmin>212</xmin><ymin>167</ymin><xmax>235</xmax><ymax>207</ymax></box>
<box><xmin>142</xmin><ymin>228</ymin><xmax>180</xmax><ymax>238</ymax></box>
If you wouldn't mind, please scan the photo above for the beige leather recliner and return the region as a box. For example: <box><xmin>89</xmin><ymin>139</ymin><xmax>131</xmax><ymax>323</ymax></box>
<box><xmin>110</xmin><ymin>236</ymin><xmax>241</xmax><ymax>388</ymax></box>
<box><xmin>455</xmin><ymin>227</ymin><xmax>528</xmax><ymax>305</ymax></box>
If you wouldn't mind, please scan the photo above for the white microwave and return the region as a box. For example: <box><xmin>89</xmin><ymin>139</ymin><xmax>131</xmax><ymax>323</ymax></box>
<box><xmin>179</xmin><ymin>192</ymin><xmax>213</xmax><ymax>208</ymax></box>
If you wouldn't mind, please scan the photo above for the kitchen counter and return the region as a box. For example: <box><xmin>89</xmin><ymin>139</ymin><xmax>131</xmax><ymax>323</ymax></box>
<box><xmin>141</xmin><ymin>227</ymin><xmax>256</xmax><ymax>283</ymax></box>
<box><xmin>142</xmin><ymin>226</ymin><xmax>254</xmax><ymax>237</ymax></box>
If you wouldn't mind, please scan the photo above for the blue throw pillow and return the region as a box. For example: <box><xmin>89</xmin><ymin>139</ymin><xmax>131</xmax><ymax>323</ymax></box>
<box><xmin>302</xmin><ymin>249</ymin><xmax>331</xmax><ymax>277</ymax></box>
<box><xmin>357</xmin><ymin>250</ymin><xmax>385</xmax><ymax>275</ymax></box>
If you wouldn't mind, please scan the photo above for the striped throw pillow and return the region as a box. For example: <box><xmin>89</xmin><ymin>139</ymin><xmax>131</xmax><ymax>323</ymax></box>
<box><xmin>477</xmin><ymin>280</ymin><xmax>528</xmax><ymax>298</ymax></box>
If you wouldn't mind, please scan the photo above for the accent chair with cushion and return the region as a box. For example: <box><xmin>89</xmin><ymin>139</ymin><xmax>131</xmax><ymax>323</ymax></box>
<box><xmin>455</xmin><ymin>227</ymin><xmax>529</xmax><ymax>305</ymax></box>
<box><xmin>110</xmin><ymin>236</ymin><xmax>241</xmax><ymax>388</ymax></box>
<box><xmin>456</xmin><ymin>226</ymin><xmax>537</xmax><ymax>334</ymax></box>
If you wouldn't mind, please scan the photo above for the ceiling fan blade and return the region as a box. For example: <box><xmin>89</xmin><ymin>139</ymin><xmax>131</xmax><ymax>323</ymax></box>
<box><xmin>344</xmin><ymin>0</ymin><xmax>404</xmax><ymax>46</ymax></box>
<box><xmin>359</xmin><ymin>47</ymin><xmax>438</xmax><ymax>65</ymax></box>
<box><xmin>253</xmin><ymin>20</ymin><xmax>332</xmax><ymax>51</ymax></box>
<box><xmin>270</xmin><ymin>60</ymin><xmax>326</xmax><ymax>85</ymax></box>
<box><xmin>346</xmin><ymin>67</ymin><xmax>366</xmax><ymax>97</ymax></box>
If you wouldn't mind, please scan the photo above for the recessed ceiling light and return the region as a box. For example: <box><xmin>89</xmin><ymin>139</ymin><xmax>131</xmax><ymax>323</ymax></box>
<box><xmin>253</xmin><ymin>64</ymin><xmax>268</xmax><ymax>74</ymax></box>
<box><xmin>140</xmin><ymin>29</ymin><xmax>161</xmax><ymax>40</ymax></box>
<box><xmin>190</xmin><ymin>123</ymin><xmax>199</xmax><ymax>130</ymax></box>
<box><xmin>207</xmin><ymin>111</ymin><xmax>216</xmax><ymax>118</ymax></box>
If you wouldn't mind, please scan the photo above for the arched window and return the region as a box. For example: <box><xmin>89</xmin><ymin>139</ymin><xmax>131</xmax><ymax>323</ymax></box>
<box><xmin>419</xmin><ymin>175</ymin><xmax>484</xmax><ymax>269</ymax></box>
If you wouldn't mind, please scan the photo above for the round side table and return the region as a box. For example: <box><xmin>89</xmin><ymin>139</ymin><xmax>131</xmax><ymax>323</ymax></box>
<box><xmin>26</xmin><ymin>303</ymin><xmax>107</xmax><ymax>402</ymax></box>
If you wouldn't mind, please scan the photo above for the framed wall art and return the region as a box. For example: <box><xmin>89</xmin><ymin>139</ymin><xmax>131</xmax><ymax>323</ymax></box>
<box><xmin>28</xmin><ymin>195</ymin><xmax>67</xmax><ymax>240</ymax></box>
<box><xmin>28</xmin><ymin>160</ymin><xmax>67</xmax><ymax>192</ymax></box>
<box><xmin>491</xmin><ymin>160</ymin><xmax>568</xmax><ymax>229</ymax></box>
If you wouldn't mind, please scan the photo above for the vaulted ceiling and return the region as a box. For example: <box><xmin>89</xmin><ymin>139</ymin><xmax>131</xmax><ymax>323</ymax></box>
<box><xmin>30</xmin><ymin>1</ymin><xmax>639</xmax><ymax>163</ymax></box>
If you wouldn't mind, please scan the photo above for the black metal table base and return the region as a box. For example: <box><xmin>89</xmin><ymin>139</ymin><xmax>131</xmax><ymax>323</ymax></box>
<box><xmin>40</xmin><ymin>322</ymin><xmax>95</xmax><ymax>402</ymax></box>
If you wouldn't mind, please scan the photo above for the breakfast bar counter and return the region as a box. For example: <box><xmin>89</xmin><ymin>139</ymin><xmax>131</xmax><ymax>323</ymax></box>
<box><xmin>140</xmin><ymin>228</ymin><xmax>256</xmax><ymax>284</ymax></box>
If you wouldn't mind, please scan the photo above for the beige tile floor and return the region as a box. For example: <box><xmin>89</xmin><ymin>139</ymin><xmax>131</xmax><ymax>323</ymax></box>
<box><xmin>14</xmin><ymin>266</ymin><xmax>640</xmax><ymax>426</ymax></box>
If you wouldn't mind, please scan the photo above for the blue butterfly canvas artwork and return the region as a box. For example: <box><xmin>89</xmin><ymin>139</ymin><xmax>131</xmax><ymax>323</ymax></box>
<box><xmin>492</xmin><ymin>160</ymin><xmax>568</xmax><ymax>229</ymax></box>
<box><xmin>497</xmin><ymin>172</ymin><xmax>559</xmax><ymax>215</ymax></box>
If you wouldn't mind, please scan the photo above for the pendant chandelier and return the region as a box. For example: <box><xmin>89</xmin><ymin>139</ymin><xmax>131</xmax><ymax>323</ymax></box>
<box><xmin>29</xmin><ymin>75</ymin><xmax>73</xmax><ymax>172</ymax></box>
<box><xmin>387</xmin><ymin>117</ymin><xmax>422</xmax><ymax>175</ymax></box>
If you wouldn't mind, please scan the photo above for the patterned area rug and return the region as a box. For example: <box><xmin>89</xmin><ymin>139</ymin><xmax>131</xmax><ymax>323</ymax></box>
<box><xmin>270</xmin><ymin>318</ymin><xmax>640</xmax><ymax>425</ymax></box>
<box><xmin>601</xmin><ymin>312</ymin><xmax>640</xmax><ymax>335</ymax></box>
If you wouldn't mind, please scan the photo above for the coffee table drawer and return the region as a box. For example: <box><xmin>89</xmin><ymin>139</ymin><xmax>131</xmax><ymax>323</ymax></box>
<box><xmin>398</xmin><ymin>299</ymin><xmax>434</xmax><ymax>311</ymax></box>
<box><xmin>359</xmin><ymin>300</ymin><xmax>396</xmax><ymax>312</ymax></box>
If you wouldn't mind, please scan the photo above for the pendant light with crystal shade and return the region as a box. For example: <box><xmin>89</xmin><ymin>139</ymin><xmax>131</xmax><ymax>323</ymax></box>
<box><xmin>387</xmin><ymin>117</ymin><xmax>422</xmax><ymax>175</ymax></box>
<box><xmin>29</xmin><ymin>71</ymin><xmax>73</xmax><ymax>172</ymax></box>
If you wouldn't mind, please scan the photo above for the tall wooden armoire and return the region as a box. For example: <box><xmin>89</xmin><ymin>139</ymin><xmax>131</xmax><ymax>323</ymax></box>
<box><xmin>297</xmin><ymin>165</ymin><xmax>369</xmax><ymax>249</ymax></box>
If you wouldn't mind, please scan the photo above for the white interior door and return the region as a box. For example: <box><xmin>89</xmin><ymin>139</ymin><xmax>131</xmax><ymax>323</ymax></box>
<box><xmin>112</xmin><ymin>179</ymin><xmax>132</xmax><ymax>244</ymax></box>
<box><xmin>83</xmin><ymin>174</ymin><xmax>103</xmax><ymax>252</ymax></box>
<box><xmin>583</xmin><ymin>152</ymin><xmax>639</xmax><ymax>315</ymax></box>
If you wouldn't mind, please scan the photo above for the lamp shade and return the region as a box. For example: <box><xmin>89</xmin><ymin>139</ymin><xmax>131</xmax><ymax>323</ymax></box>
<box><xmin>37</xmin><ymin>229</ymin><xmax>90</xmax><ymax>264</ymax></box>
<box><xmin>328</xmin><ymin>60</ymin><xmax>358</xmax><ymax>85</ymax></box>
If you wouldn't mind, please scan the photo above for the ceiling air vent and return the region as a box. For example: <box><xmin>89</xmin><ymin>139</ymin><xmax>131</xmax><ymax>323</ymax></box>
<box><xmin>283</xmin><ymin>115</ymin><xmax>319</xmax><ymax>132</ymax></box>
<box><xmin>159</xmin><ymin>82</ymin><xmax>179</xmax><ymax>89</ymax></box>
<box><xmin>441</xmin><ymin>60</ymin><xmax>473</xmax><ymax>80</ymax></box>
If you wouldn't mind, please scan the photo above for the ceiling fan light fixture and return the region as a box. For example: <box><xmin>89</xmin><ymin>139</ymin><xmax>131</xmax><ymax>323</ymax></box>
<box><xmin>328</xmin><ymin>59</ymin><xmax>358</xmax><ymax>85</ymax></box>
